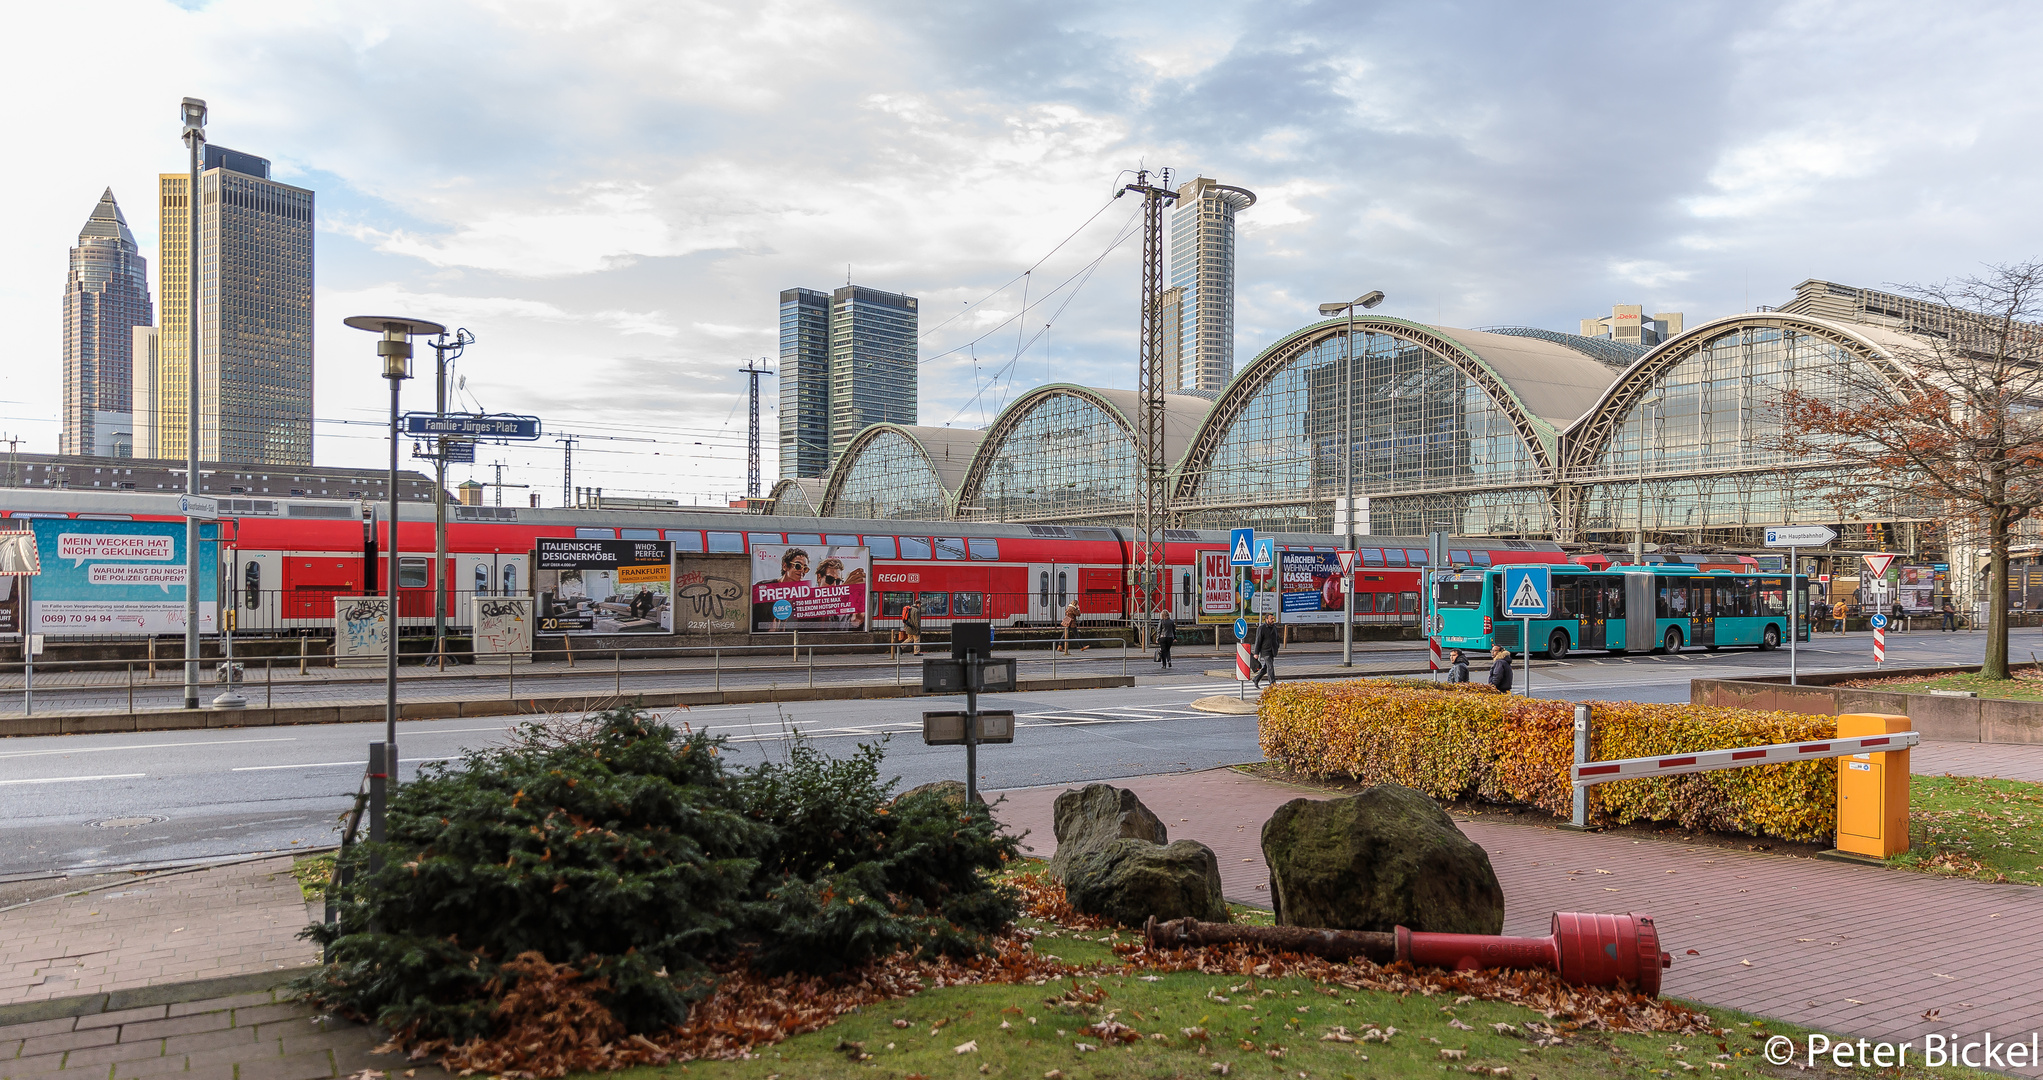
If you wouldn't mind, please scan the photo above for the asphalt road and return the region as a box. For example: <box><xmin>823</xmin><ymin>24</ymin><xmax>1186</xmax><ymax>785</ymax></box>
<box><xmin>0</xmin><ymin>624</ymin><xmax>2031</xmax><ymax>881</ymax></box>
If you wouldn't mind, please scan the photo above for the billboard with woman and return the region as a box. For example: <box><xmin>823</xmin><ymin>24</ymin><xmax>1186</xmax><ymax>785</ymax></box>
<box><xmin>750</xmin><ymin>543</ymin><xmax>870</xmax><ymax>632</ymax></box>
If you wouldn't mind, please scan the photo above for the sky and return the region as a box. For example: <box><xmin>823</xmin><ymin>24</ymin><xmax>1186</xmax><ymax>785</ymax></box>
<box><xmin>6</xmin><ymin>0</ymin><xmax>2043</xmax><ymax>507</ymax></box>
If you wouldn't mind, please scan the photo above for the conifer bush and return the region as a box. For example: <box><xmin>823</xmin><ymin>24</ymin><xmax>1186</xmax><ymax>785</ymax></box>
<box><xmin>301</xmin><ymin>705</ymin><xmax>1017</xmax><ymax>1040</ymax></box>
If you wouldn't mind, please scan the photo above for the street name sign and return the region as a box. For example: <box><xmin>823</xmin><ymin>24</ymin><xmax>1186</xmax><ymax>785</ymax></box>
<box><xmin>1503</xmin><ymin>565</ymin><xmax>1551</xmax><ymax>617</ymax></box>
<box><xmin>1764</xmin><ymin>525</ymin><xmax>1836</xmax><ymax>548</ymax></box>
<box><xmin>179</xmin><ymin>495</ymin><xmax>218</xmax><ymax>520</ymax></box>
<box><xmin>402</xmin><ymin>413</ymin><xmax>543</xmax><ymax>440</ymax></box>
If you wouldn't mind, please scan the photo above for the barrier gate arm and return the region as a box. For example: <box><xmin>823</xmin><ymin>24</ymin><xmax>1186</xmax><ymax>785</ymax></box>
<box><xmin>1571</xmin><ymin>730</ymin><xmax>1921</xmax><ymax>786</ymax></box>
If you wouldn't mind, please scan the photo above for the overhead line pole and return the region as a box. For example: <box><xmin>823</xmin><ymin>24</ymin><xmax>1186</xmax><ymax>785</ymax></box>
<box><xmin>1119</xmin><ymin>168</ymin><xmax>1176</xmax><ymax>653</ymax></box>
<box><xmin>739</xmin><ymin>359</ymin><xmax>774</xmax><ymax>500</ymax></box>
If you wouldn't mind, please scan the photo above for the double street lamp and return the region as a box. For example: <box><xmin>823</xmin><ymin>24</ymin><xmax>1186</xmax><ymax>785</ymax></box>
<box><xmin>1317</xmin><ymin>290</ymin><xmax>1385</xmax><ymax>668</ymax></box>
<box><xmin>343</xmin><ymin>315</ymin><xmax>447</xmax><ymax>784</ymax></box>
<box><xmin>180</xmin><ymin>97</ymin><xmax>206</xmax><ymax>710</ymax></box>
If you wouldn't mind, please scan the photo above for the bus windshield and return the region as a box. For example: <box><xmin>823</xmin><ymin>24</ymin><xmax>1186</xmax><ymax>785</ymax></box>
<box><xmin>1435</xmin><ymin>578</ymin><xmax>1485</xmax><ymax>608</ymax></box>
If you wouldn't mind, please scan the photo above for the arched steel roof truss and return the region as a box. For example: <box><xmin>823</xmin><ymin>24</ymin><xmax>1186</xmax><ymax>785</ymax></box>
<box><xmin>953</xmin><ymin>384</ymin><xmax>1141</xmax><ymax>513</ymax></box>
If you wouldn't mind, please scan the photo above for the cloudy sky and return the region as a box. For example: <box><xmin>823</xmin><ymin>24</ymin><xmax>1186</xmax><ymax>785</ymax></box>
<box><xmin>6</xmin><ymin>0</ymin><xmax>2042</xmax><ymax>506</ymax></box>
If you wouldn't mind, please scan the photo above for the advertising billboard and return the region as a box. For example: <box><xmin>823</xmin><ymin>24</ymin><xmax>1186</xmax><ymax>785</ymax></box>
<box><xmin>1198</xmin><ymin>550</ymin><xmax>1236</xmax><ymax>624</ymax></box>
<box><xmin>22</xmin><ymin>519</ymin><xmax>217</xmax><ymax>636</ymax></box>
<box><xmin>750</xmin><ymin>543</ymin><xmax>869</xmax><ymax>632</ymax></box>
<box><xmin>534</xmin><ymin>538</ymin><xmax>674</xmax><ymax>634</ymax></box>
<box><xmin>1279</xmin><ymin>550</ymin><xmax>1346</xmax><ymax>625</ymax></box>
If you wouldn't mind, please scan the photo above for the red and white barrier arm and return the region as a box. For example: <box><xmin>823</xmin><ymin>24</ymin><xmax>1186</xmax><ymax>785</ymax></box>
<box><xmin>1571</xmin><ymin>730</ymin><xmax>1921</xmax><ymax>786</ymax></box>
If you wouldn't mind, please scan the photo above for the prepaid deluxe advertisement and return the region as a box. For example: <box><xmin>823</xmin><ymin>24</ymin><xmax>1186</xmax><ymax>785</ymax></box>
<box><xmin>750</xmin><ymin>543</ymin><xmax>869</xmax><ymax>632</ymax></box>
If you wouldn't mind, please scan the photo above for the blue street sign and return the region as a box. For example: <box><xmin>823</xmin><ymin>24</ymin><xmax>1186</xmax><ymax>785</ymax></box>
<box><xmin>1229</xmin><ymin>528</ymin><xmax>1256</xmax><ymax>566</ymax></box>
<box><xmin>1252</xmin><ymin>538</ymin><xmax>1276</xmax><ymax>570</ymax></box>
<box><xmin>402</xmin><ymin>413</ymin><xmax>543</xmax><ymax>440</ymax></box>
<box><xmin>1503</xmin><ymin>564</ymin><xmax>1551</xmax><ymax>617</ymax></box>
<box><xmin>1241</xmin><ymin>581</ymin><xmax>1256</xmax><ymax>598</ymax></box>
<box><xmin>1235</xmin><ymin>616</ymin><xmax>1249</xmax><ymax>640</ymax></box>
<box><xmin>1870</xmin><ymin>613</ymin><xmax>1887</xmax><ymax>629</ymax></box>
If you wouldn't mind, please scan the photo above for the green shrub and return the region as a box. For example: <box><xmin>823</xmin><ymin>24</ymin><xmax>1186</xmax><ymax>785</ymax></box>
<box><xmin>301</xmin><ymin>705</ymin><xmax>1018</xmax><ymax>1040</ymax></box>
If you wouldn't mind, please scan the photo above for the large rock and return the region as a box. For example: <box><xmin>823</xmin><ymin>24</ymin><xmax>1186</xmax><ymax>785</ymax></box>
<box><xmin>1048</xmin><ymin>784</ymin><xmax>1166</xmax><ymax>881</ymax></box>
<box><xmin>1261</xmin><ymin>785</ymin><xmax>1504</xmax><ymax>934</ymax></box>
<box><xmin>1065</xmin><ymin>838</ymin><xmax>1229</xmax><ymax>927</ymax></box>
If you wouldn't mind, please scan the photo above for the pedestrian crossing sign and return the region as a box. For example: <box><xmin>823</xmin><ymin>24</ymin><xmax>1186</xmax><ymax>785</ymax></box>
<box><xmin>1503</xmin><ymin>565</ymin><xmax>1551</xmax><ymax>617</ymax></box>
<box><xmin>1253</xmin><ymin>538</ymin><xmax>1276</xmax><ymax>569</ymax></box>
<box><xmin>1229</xmin><ymin>528</ymin><xmax>1256</xmax><ymax>566</ymax></box>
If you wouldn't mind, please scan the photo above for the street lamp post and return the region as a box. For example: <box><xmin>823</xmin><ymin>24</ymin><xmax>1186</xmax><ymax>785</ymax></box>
<box><xmin>1317</xmin><ymin>290</ymin><xmax>1385</xmax><ymax>667</ymax></box>
<box><xmin>180</xmin><ymin>97</ymin><xmax>206</xmax><ymax>711</ymax></box>
<box><xmin>426</xmin><ymin>329</ymin><xmax>474</xmax><ymax>662</ymax></box>
<box><xmin>344</xmin><ymin>316</ymin><xmax>447</xmax><ymax>786</ymax></box>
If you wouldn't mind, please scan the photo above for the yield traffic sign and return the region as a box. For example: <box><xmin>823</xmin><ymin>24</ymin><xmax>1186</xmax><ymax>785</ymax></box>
<box><xmin>1337</xmin><ymin>549</ymin><xmax>1357</xmax><ymax>575</ymax></box>
<box><xmin>1503</xmin><ymin>565</ymin><xmax>1551</xmax><ymax>617</ymax></box>
<box><xmin>1862</xmin><ymin>553</ymin><xmax>1897</xmax><ymax>578</ymax></box>
<box><xmin>1229</xmin><ymin>529</ymin><xmax>1256</xmax><ymax>566</ymax></box>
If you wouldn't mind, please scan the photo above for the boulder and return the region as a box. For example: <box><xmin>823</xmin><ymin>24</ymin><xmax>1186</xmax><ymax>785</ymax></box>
<box><xmin>1261</xmin><ymin>785</ymin><xmax>1503</xmax><ymax>934</ymax></box>
<box><xmin>895</xmin><ymin>779</ymin><xmax>984</xmax><ymax>806</ymax></box>
<box><xmin>1048</xmin><ymin>784</ymin><xmax>1166</xmax><ymax>881</ymax></box>
<box><xmin>1065</xmin><ymin>838</ymin><xmax>1229</xmax><ymax>927</ymax></box>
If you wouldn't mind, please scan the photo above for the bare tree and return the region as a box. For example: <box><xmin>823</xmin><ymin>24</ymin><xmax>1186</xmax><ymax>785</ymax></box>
<box><xmin>1772</xmin><ymin>261</ymin><xmax>2043</xmax><ymax>680</ymax></box>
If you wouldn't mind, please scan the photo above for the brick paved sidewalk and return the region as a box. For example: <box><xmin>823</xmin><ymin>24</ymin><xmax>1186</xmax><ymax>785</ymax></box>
<box><xmin>990</xmin><ymin>768</ymin><xmax>2043</xmax><ymax>1072</ymax></box>
<box><xmin>0</xmin><ymin>857</ymin><xmax>319</xmax><ymax>1007</ymax></box>
<box><xmin>1912</xmin><ymin>739</ymin><xmax>2043</xmax><ymax>783</ymax></box>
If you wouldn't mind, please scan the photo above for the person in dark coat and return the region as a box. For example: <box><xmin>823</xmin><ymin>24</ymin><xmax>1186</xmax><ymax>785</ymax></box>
<box><xmin>1252</xmin><ymin>614</ymin><xmax>1281</xmax><ymax>689</ymax></box>
<box><xmin>1155</xmin><ymin>616</ymin><xmax>1177</xmax><ymax>668</ymax></box>
<box><xmin>1446</xmin><ymin>649</ymin><xmax>1470</xmax><ymax>683</ymax></box>
<box><xmin>1486</xmin><ymin>645</ymin><xmax>1514</xmax><ymax>693</ymax></box>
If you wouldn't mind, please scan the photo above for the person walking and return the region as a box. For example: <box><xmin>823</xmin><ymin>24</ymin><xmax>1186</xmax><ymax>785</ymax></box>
<box><xmin>1446</xmin><ymin>649</ymin><xmax>1470</xmax><ymax>683</ymax></box>
<box><xmin>1155</xmin><ymin>615</ymin><xmax>1177</xmax><ymax>669</ymax></box>
<box><xmin>1059</xmin><ymin>602</ymin><xmax>1080</xmax><ymax>653</ymax></box>
<box><xmin>901</xmin><ymin>599</ymin><xmax>923</xmax><ymax>656</ymax></box>
<box><xmin>1251</xmin><ymin>613</ymin><xmax>1281</xmax><ymax>689</ymax></box>
<box><xmin>1832</xmin><ymin>599</ymin><xmax>1848</xmax><ymax>634</ymax></box>
<box><xmin>1891</xmin><ymin>599</ymin><xmax>1906</xmax><ymax>635</ymax></box>
<box><xmin>1942</xmin><ymin>598</ymin><xmax>1957</xmax><ymax>632</ymax></box>
<box><xmin>1486</xmin><ymin>644</ymin><xmax>1514</xmax><ymax>694</ymax></box>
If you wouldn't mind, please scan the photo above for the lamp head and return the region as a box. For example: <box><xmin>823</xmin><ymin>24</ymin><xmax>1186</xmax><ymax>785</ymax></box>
<box><xmin>344</xmin><ymin>315</ymin><xmax>448</xmax><ymax>381</ymax></box>
<box><xmin>181</xmin><ymin>97</ymin><xmax>207</xmax><ymax>143</ymax></box>
<box><xmin>1358</xmin><ymin>290</ymin><xmax>1385</xmax><ymax>309</ymax></box>
<box><xmin>1317</xmin><ymin>303</ymin><xmax>1346</xmax><ymax>316</ymax></box>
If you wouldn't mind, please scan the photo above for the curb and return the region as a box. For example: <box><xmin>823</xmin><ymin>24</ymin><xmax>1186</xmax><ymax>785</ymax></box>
<box><xmin>0</xmin><ymin>966</ymin><xmax>308</xmax><ymax>1027</ymax></box>
<box><xmin>0</xmin><ymin>675</ymin><xmax>1136</xmax><ymax>738</ymax></box>
<box><xmin>1190</xmin><ymin>695</ymin><xmax>1259</xmax><ymax>715</ymax></box>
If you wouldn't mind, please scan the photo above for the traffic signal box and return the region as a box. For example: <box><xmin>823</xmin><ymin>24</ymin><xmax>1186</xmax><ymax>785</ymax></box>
<box><xmin>1835</xmin><ymin>712</ymin><xmax>1911</xmax><ymax>858</ymax></box>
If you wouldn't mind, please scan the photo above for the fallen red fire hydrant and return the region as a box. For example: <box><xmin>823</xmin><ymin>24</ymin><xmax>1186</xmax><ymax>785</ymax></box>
<box><xmin>1144</xmin><ymin>911</ymin><xmax>1672</xmax><ymax>996</ymax></box>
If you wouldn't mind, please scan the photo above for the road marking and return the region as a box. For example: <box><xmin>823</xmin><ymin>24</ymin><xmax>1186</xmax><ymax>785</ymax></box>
<box><xmin>0</xmin><ymin>773</ymin><xmax>146</xmax><ymax>786</ymax></box>
<box><xmin>232</xmin><ymin>755</ymin><xmax>458</xmax><ymax>772</ymax></box>
<box><xmin>0</xmin><ymin>737</ymin><xmax>297</xmax><ymax>761</ymax></box>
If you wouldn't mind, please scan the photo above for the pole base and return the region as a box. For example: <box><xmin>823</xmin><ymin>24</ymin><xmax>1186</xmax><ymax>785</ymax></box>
<box><xmin>1814</xmin><ymin>848</ymin><xmax>1890</xmax><ymax>867</ymax></box>
<box><xmin>211</xmin><ymin>691</ymin><xmax>247</xmax><ymax>709</ymax></box>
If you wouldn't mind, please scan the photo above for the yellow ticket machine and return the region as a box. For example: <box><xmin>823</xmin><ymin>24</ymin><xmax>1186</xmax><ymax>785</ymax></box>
<box><xmin>1835</xmin><ymin>712</ymin><xmax>1911</xmax><ymax>858</ymax></box>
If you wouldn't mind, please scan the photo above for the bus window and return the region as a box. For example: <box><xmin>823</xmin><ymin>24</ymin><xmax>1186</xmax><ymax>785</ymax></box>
<box><xmin>863</xmin><ymin>536</ymin><xmax>898</xmax><ymax>558</ymax></box>
<box><xmin>1435</xmin><ymin>579</ymin><xmax>1485</xmax><ymax>607</ymax></box>
<box><xmin>901</xmin><ymin>537</ymin><xmax>933</xmax><ymax>560</ymax></box>
<box><xmin>1607</xmin><ymin>583</ymin><xmax>1625</xmax><ymax>618</ymax></box>
<box><xmin>706</xmin><ymin>531</ymin><xmax>744</xmax><ymax>553</ymax></box>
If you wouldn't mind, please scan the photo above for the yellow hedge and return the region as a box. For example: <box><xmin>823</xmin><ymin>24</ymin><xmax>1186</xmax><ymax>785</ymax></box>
<box><xmin>1258</xmin><ymin>681</ymin><xmax>1839</xmax><ymax>843</ymax></box>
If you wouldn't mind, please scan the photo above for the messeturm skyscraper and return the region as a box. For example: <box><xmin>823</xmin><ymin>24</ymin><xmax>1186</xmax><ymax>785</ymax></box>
<box><xmin>139</xmin><ymin>144</ymin><xmax>314</xmax><ymax>465</ymax></box>
<box><xmin>1168</xmin><ymin>176</ymin><xmax>1255</xmax><ymax>395</ymax></box>
<box><xmin>61</xmin><ymin>190</ymin><xmax>152</xmax><ymax>457</ymax></box>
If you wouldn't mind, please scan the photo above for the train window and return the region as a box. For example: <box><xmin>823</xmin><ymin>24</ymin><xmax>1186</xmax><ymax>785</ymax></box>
<box><xmin>952</xmin><ymin>592</ymin><xmax>985</xmax><ymax>616</ymax></box>
<box><xmin>1376</xmin><ymin>592</ymin><xmax>1398</xmax><ymax>613</ymax></box>
<box><xmin>918</xmin><ymin>591</ymin><xmax>949</xmax><ymax>617</ymax></box>
<box><xmin>1057</xmin><ymin>571</ymin><xmax>1068</xmax><ymax>607</ymax></box>
<box><xmin>243</xmin><ymin>562</ymin><xmax>261</xmax><ymax>609</ymax></box>
<box><xmin>1039</xmin><ymin>572</ymin><xmax>1049</xmax><ymax>606</ymax></box>
<box><xmin>1472</xmin><ymin>551</ymin><xmax>1493</xmax><ymax>565</ymax></box>
<box><xmin>575</xmin><ymin>527</ymin><xmax>615</xmax><ymax>539</ymax></box>
<box><xmin>1354</xmin><ymin>592</ymin><xmax>1375</xmax><ymax>613</ymax></box>
<box><xmin>1402</xmin><ymin>592</ymin><xmax>1419</xmax><ymax>613</ymax></box>
<box><xmin>1449</xmin><ymin>549</ymin><xmax>1470</xmax><ymax>565</ymax></box>
<box><xmin>863</xmin><ymin>536</ymin><xmax>898</xmax><ymax>558</ymax></box>
<box><xmin>1359</xmin><ymin>548</ymin><xmax>1384</xmax><ymax>566</ymax></box>
<box><xmin>788</xmin><ymin>534</ymin><xmax>823</xmax><ymax>546</ymax></box>
<box><xmin>475</xmin><ymin>564</ymin><xmax>490</xmax><ymax>596</ymax></box>
<box><xmin>967</xmin><ymin>538</ymin><xmax>999</xmax><ymax>560</ymax></box>
<box><xmin>825</xmin><ymin>534</ymin><xmax>860</xmax><ymax>546</ymax></box>
<box><xmin>666</xmin><ymin>530</ymin><xmax>705</xmax><ymax>553</ymax></box>
<box><xmin>748</xmin><ymin>532</ymin><xmax>782</xmax><ymax>547</ymax></box>
<box><xmin>880</xmin><ymin>591</ymin><xmax>913</xmax><ymax>616</ymax></box>
<box><xmin>504</xmin><ymin>564</ymin><xmax>519</xmax><ymax>594</ymax></box>
<box><xmin>398</xmin><ymin>557</ymin><xmax>430</xmax><ymax>589</ymax></box>
<box><xmin>1383</xmin><ymin>549</ymin><xmax>1407</xmax><ymax>567</ymax></box>
<box><xmin>901</xmin><ymin>537</ymin><xmax>933</xmax><ymax>559</ymax></box>
<box><xmin>1405</xmin><ymin>548</ymin><xmax>1429</xmax><ymax>565</ymax></box>
<box><xmin>933</xmin><ymin>537</ymin><xmax>967</xmax><ymax>560</ymax></box>
<box><xmin>620</xmin><ymin>529</ymin><xmax>658</xmax><ymax>540</ymax></box>
<box><xmin>706</xmin><ymin>531</ymin><xmax>745</xmax><ymax>553</ymax></box>
<box><xmin>1180</xmin><ymin>571</ymin><xmax>1192</xmax><ymax>607</ymax></box>
<box><xmin>76</xmin><ymin>514</ymin><xmax>134</xmax><ymax>521</ymax></box>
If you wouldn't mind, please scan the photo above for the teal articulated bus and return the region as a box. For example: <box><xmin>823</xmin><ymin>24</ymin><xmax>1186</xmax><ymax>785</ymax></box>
<box><xmin>1430</xmin><ymin>564</ymin><xmax>1811</xmax><ymax>659</ymax></box>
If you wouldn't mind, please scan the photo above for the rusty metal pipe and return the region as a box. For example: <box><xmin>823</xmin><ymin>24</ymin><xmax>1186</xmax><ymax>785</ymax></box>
<box><xmin>1144</xmin><ymin>916</ymin><xmax>1396</xmax><ymax>963</ymax></box>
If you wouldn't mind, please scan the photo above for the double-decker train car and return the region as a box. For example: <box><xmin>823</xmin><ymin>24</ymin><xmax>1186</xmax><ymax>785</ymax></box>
<box><xmin>0</xmin><ymin>487</ymin><xmax>1568</xmax><ymax>635</ymax></box>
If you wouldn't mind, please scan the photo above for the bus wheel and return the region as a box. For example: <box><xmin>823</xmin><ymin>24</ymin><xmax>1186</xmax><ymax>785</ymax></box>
<box><xmin>1761</xmin><ymin>625</ymin><xmax>1780</xmax><ymax>650</ymax></box>
<box><xmin>1547</xmin><ymin>630</ymin><xmax>1570</xmax><ymax>661</ymax></box>
<box><xmin>1663</xmin><ymin>627</ymin><xmax>1683</xmax><ymax>654</ymax></box>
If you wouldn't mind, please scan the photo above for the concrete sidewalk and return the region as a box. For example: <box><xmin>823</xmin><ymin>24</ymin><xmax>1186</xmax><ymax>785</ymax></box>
<box><xmin>989</xmin><ymin>765</ymin><xmax>2043</xmax><ymax>1072</ymax></box>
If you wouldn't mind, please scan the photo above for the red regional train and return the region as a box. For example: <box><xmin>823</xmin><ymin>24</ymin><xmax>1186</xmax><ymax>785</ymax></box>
<box><xmin>0</xmin><ymin>488</ymin><xmax>1568</xmax><ymax>634</ymax></box>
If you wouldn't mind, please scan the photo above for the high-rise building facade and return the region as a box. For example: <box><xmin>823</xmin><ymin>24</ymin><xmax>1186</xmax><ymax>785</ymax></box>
<box><xmin>827</xmin><ymin>285</ymin><xmax>919</xmax><ymax>462</ymax></box>
<box><xmin>1580</xmin><ymin>304</ymin><xmax>1684</xmax><ymax>347</ymax></box>
<box><xmin>143</xmin><ymin>145</ymin><xmax>314</xmax><ymax>465</ymax></box>
<box><xmin>778</xmin><ymin>288</ymin><xmax>833</xmax><ymax>479</ymax></box>
<box><xmin>1167</xmin><ymin>176</ymin><xmax>1255</xmax><ymax>394</ymax></box>
<box><xmin>61</xmin><ymin>189</ymin><xmax>152</xmax><ymax>457</ymax></box>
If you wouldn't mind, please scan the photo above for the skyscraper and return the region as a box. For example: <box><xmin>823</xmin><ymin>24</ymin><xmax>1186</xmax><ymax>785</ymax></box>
<box><xmin>827</xmin><ymin>285</ymin><xmax>919</xmax><ymax>462</ymax></box>
<box><xmin>142</xmin><ymin>144</ymin><xmax>314</xmax><ymax>464</ymax></box>
<box><xmin>1168</xmin><ymin>176</ymin><xmax>1255</xmax><ymax>394</ymax></box>
<box><xmin>778</xmin><ymin>288</ymin><xmax>832</xmax><ymax>479</ymax></box>
<box><xmin>61</xmin><ymin>189</ymin><xmax>152</xmax><ymax>457</ymax></box>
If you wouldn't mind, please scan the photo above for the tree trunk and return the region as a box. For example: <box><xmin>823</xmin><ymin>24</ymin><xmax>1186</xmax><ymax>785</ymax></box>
<box><xmin>1987</xmin><ymin>510</ymin><xmax>2010</xmax><ymax>680</ymax></box>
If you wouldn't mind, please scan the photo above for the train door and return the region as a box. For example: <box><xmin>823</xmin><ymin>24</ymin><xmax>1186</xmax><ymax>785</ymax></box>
<box><xmin>1028</xmin><ymin>563</ymin><xmax>1054</xmax><ymax>624</ymax></box>
<box><xmin>236</xmin><ymin>549</ymin><xmax>281</xmax><ymax>633</ymax></box>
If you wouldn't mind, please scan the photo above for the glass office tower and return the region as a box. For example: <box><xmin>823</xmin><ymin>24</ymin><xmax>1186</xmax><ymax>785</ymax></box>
<box><xmin>778</xmin><ymin>287</ymin><xmax>833</xmax><ymax>479</ymax></box>
<box><xmin>61</xmin><ymin>189</ymin><xmax>151</xmax><ymax>457</ymax></box>
<box><xmin>826</xmin><ymin>285</ymin><xmax>919</xmax><ymax>463</ymax></box>
<box><xmin>1168</xmin><ymin>177</ymin><xmax>1255</xmax><ymax>395</ymax></box>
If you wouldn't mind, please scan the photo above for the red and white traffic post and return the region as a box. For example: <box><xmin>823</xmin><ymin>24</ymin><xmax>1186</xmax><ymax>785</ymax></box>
<box><xmin>1235</xmin><ymin>641</ymin><xmax>1254</xmax><ymax>698</ymax></box>
<box><xmin>1874</xmin><ymin>626</ymin><xmax>1886</xmax><ymax>664</ymax></box>
<box><xmin>1337</xmin><ymin>548</ymin><xmax>1357</xmax><ymax>669</ymax></box>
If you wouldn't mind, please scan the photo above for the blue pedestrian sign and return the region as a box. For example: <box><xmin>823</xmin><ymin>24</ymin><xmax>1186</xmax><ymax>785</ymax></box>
<box><xmin>1252</xmin><ymin>538</ymin><xmax>1276</xmax><ymax>570</ymax></box>
<box><xmin>1235</xmin><ymin>616</ymin><xmax>1249</xmax><ymax>640</ymax></box>
<box><xmin>1229</xmin><ymin>529</ymin><xmax>1256</xmax><ymax>566</ymax></box>
<box><xmin>1503</xmin><ymin>565</ymin><xmax>1551</xmax><ymax>618</ymax></box>
<box><xmin>1870</xmin><ymin>613</ymin><xmax>1887</xmax><ymax>630</ymax></box>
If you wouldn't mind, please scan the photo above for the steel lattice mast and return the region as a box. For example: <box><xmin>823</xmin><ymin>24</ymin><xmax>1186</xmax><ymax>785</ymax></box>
<box><xmin>1120</xmin><ymin>169</ymin><xmax>1176</xmax><ymax>651</ymax></box>
<box><xmin>739</xmin><ymin>359</ymin><xmax>773</xmax><ymax>499</ymax></box>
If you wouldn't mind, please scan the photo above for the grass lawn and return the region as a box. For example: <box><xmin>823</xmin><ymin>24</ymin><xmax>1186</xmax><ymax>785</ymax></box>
<box><xmin>1895</xmin><ymin>774</ymin><xmax>2043</xmax><ymax>883</ymax></box>
<box><xmin>1837</xmin><ymin>670</ymin><xmax>2043</xmax><ymax>701</ymax></box>
<box><xmin>619</xmin><ymin>908</ymin><xmax>1989</xmax><ymax>1080</ymax></box>
<box><xmin>290</xmin><ymin>851</ymin><xmax>334</xmax><ymax>902</ymax></box>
